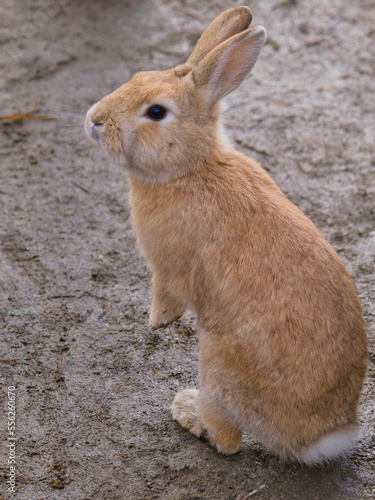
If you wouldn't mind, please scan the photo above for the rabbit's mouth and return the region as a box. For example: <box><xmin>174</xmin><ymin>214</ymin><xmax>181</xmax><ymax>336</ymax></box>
<box><xmin>84</xmin><ymin>108</ymin><xmax>103</xmax><ymax>145</ymax></box>
<box><xmin>85</xmin><ymin>101</ymin><xmax>109</xmax><ymax>146</ymax></box>
<box><xmin>87</xmin><ymin>120</ymin><xmax>103</xmax><ymax>143</ymax></box>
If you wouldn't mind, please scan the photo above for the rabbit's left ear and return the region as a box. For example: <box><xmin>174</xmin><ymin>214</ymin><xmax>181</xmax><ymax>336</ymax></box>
<box><xmin>187</xmin><ymin>6</ymin><xmax>253</xmax><ymax>66</ymax></box>
<box><xmin>192</xmin><ymin>24</ymin><xmax>266</xmax><ymax>108</ymax></box>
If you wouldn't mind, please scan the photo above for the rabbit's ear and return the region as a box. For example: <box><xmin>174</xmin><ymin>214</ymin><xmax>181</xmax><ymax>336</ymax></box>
<box><xmin>187</xmin><ymin>7</ymin><xmax>253</xmax><ymax>66</ymax></box>
<box><xmin>192</xmin><ymin>25</ymin><xmax>266</xmax><ymax>108</ymax></box>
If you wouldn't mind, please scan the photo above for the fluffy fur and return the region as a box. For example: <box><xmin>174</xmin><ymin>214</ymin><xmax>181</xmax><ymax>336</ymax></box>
<box><xmin>85</xmin><ymin>7</ymin><xmax>368</xmax><ymax>464</ymax></box>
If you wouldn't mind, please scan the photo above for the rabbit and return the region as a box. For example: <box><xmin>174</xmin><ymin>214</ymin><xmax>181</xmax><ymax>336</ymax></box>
<box><xmin>85</xmin><ymin>6</ymin><xmax>368</xmax><ymax>464</ymax></box>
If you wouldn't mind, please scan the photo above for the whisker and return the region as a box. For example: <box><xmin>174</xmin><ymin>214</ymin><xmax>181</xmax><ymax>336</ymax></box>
<box><xmin>58</xmin><ymin>128</ymin><xmax>87</xmax><ymax>147</ymax></box>
<box><xmin>57</xmin><ymin>103</ymin><xmax>87</xmax><ymax>112</ymax></box>
<box><xmin>60</xmin><ymin>120</ymin><xmax>85</xmax><ymax>128</ymax></box>
<box><xmin>114</xmin><ymin>154</ymin><xmax>123</xmax><ymax>177</ymax></box>
<box><xmin>57</xmin><ymin>130</ymin><xmax>84</xmax><ymax>141</ymax></box>
<box><xmin>63</xmin><ymin>124</ymin><xmax>85</xmax><ymax>131</ymax></box>
<box><xmin>84</xmin><ymin>141</ymin><xmax>101</xmax><ymax>159</ymax></box>
<box><xmin>46</xmin><ymin>110</ymin><xmax>84</xmax><ymax>119</ymax></box>
<box><xmin>77</xmin><ymin>78</ymin><xmax>100</xmax><ymax>101</ymax></box>
<box><xmin>84</xmin><ymin>144</ymin><xmax>100</xmax><ymax>162</ymax></box>
<box><xmin>70</xmin><ymin>135</ymin><xmax>87</xmax><ymax>148</ymax></box>
<box><xmin>46</xmin><ymin>100</ymin><xmax>91</xmax><ymax>117</ymax></box>
<box><xmin>72</xmin><ymin>96</ymin><xmax>98</xmax><ymax>109</ymax></box>
<box><xmin>83</xmin><ymin>152</ymin><xmax>103</xmax><ymax>174</ymax></box>
<box><xmin>58</xmin><ymin>127</ymin><xmax>86</xmax><ymax>137</ymax></box>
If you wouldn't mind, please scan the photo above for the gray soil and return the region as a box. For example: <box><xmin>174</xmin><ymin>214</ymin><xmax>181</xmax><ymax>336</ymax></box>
<box><xmin>0</xmin><ymin>0</ymin><xmax>374</xmax><ymax>499</ymax></box>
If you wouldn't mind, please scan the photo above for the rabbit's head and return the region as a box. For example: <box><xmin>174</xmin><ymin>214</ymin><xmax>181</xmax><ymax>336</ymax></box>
<box><xmin>85</xmin><ymin>7</ymin><xmax>266</xmax><ymax>182</ymax></box>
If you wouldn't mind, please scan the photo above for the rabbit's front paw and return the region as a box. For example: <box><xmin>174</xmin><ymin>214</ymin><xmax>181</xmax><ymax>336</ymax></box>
<box><xmin>149</xmin><ymin>275</ymin><xmax>185</xmax><ymax>329</ymax></box>
<box><xmin>171</xmin><ymin>389</ymin><xmax>205</xmax><ymax>438</ymax></box>
<box><xmin>149</xmin><ymin>307</ymin><xmax>184</xmax><ymax>330</ymax></box>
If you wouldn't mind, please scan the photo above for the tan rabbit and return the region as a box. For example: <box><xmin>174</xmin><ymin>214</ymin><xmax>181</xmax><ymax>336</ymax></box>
<box><xmin>85</xmin><ymin>7</ymin><xmax>368</xmax><ymax>464</ymax></box>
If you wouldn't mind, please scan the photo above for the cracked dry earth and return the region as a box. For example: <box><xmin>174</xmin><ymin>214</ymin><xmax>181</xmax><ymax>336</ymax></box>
<box><xmin>0</xmin><ymin>0</ymin><xmax>374</xmax><ymax>499</ymax></box>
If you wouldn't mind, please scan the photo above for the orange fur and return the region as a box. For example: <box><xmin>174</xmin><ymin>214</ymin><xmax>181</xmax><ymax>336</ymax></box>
<box><xmin>85</xmin><ymin>7</ymin><xmax>368</xmax><ymax>463</ymax></box>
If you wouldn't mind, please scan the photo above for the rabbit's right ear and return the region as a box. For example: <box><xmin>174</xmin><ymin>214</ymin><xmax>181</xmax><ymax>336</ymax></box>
<box><xmin>187</xmin><ymin>7</ymin><xmax>253</xmax><ymax>66</ymax></box>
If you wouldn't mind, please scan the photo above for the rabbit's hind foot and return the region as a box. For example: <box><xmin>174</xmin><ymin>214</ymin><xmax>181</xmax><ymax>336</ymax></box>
<box><xmin>171</xmin><ymin>388</ymin><xmax>242</xmax><ymax>455</ymax></box>
<box><xmin>171</xmin><ymin>389</ymin><xmax>204</xmax><ymax>438</ymax></box>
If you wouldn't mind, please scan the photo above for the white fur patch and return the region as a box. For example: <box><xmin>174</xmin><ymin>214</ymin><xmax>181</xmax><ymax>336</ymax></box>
<box><xmin>299</xmin><ymin>426</ymin><xmax>360</xmax><ymax>465</ymax></box>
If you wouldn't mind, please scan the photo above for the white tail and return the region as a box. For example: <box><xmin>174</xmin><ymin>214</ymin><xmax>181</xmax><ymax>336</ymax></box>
<box><xmin>297</xmin><ymin>426</ymin><xmax>360</xmax><ymax>465</ymax></box>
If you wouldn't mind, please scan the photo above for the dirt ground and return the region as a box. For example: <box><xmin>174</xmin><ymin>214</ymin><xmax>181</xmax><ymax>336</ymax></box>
<box><xmin>0</xmin><ymin>0</ymin><xmax>374</xmax><ymax>499</ymax></box>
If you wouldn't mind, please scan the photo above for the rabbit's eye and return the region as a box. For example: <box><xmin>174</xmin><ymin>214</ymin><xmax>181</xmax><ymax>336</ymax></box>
<box><xmin>146</xmin><ymin>105</ymin><xmax>167</xmax><ymax>121</ymax></box>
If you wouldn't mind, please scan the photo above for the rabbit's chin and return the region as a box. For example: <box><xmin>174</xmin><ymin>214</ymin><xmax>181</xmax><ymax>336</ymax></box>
<box><xmin>111</xmin><ymin>149</ymin><xmax>204</xmax><ymax>184</ymax></box>
<box><xmin>120</xmin><ymin>163</ymin><xmax>190</xmax><ymax>184</ymax></box>
<box><xmin>105</xmin><ymin>154</ymin><xmax>168</xmax><ymax>184</ymax></box>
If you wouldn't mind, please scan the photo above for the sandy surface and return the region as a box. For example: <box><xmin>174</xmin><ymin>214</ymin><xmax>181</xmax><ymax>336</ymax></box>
<box><xmin>0</xmin><ymin>0</ymin><xmax>374</xmax><ymax>499</ymax></box>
